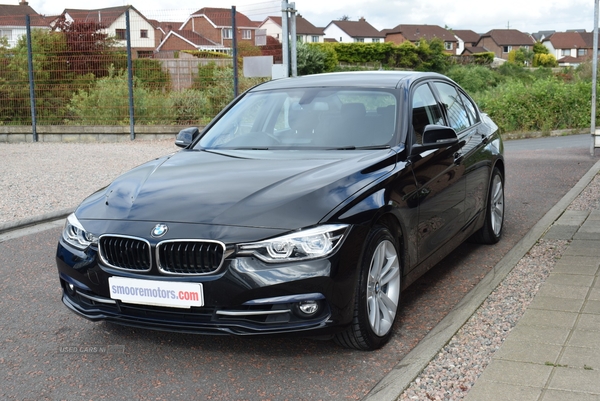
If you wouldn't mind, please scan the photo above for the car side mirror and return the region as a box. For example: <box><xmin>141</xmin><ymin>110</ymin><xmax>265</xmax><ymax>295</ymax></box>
<box><xmin>175</xmin><ymin>127</ymin><xmax>200</xmax><ymax>148</ymax></box>
<box><xmin>410</xmin><ymin>125</ymin><xmax>458</xmax><ymax>156</ymax></box>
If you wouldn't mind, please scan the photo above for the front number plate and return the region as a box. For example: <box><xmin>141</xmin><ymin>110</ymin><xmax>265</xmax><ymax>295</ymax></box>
<box><xmin>108</xmin><ymin>277</ymin><xmax>204</xmax><ymax>308</ymax></box>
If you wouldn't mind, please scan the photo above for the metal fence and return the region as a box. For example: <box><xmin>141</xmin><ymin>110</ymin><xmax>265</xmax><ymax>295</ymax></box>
<box><xmin>0</xmin><ymin>4</ymin><xmax>281</xmax><ymax>139</ymax></box>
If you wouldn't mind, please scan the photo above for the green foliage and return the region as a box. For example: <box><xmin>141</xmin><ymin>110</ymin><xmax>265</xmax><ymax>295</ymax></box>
<box><xmin>532</xmin><ymin>53</ymin><xmax>558</xmax><ymax>68</ymax></box>
<box><xmin>132</xmin><ymin>58</ymin><xmax>171</xmax><ymax>91</ymax></box>
<box><xmin>445</xmin><ymin>65</ymin><xmax>504</xmax><ymax>94</ymax></box>
<box><xmin>315</xmin><ymin>42</ymin><xmax>394</xmax><ymax>64</ymax></box>
<box><xmin>533</xmin><ymin>42</ymin><xmax>549</xmax><ymax>54</ymax></box>
<box><xmin>297</xmin><ymin>42</ymin><xmax>332</xmax><ymax>75</ymax></box>
<box><xmin>474</xmin><ymin>77</ymin><xmax>595</xmax><ymax>132</ymax></box>
<box><xmin>67</xmin><ymin>68</ymin><xmax>165</xmax><ymax>125</ymax></box>
<box><xmin>472</xmin><ymin>52</ymin><xmax>495</xmax><ymax>65</ymax></box>
<box><xmin>168</xmin><ymin>89</ymin><xmax>210</xmax><ymax>125</ymax></box>
<box><xmin>507</xmin><ymin>47</ymin><xmax>534</xmax><ymax>66</ymax></box>
<box><xmin>182</xmin><ymin>50</ymin><xmax>231</xmax><ymax>58</ymax></box>
<box><xmin>414</xmin><ymin>38</ymin><xmax>450</xmax><ymax>72</ymax></box>
<box><xmin>313</xmin><ymin>39</ymin><xmax>452</xmax><ymax>72</ymax></box>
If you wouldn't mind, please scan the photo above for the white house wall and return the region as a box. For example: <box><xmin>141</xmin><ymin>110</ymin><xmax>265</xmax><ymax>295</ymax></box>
<box><xmin>324</xmin><ymin>24</ymin><xmax>352</xmax><ymax>42</ymax></box>
<box><xmin>109</xmin><ymin>12</ymin><xmax>155</xmax><ymax>48</ymax></box>
<box><xmin>261</xmin><ymin>19</ymin><xmax>282</xmax><ymax>42</ymax></box>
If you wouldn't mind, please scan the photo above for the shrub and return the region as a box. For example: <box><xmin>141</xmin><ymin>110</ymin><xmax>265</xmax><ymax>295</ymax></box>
<box><xmin>445</xmin><ymin>65</ymin><xmax>504</xmax><ymax>94</ymax></box>
<box><xmin>474</xmin><ymin>77</ymin><xmax>594</xmax><ymax>132</ymax></box>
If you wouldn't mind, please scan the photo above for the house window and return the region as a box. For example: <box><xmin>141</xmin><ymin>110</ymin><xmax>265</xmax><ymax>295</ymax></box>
<box><xmin>140</xmin><ymin>29</ymin><xmax>148</xmax><ymax>38</ymax></box>
<box><xmin>297</xmin><ymin>35</ymin><xmax>303</xmax><ymax>43</ymax></box>
<box><xmin>312</xmin><ymin>35</ymin><xmax>319</xmax><ymax>42</ymax></box>
<box><xmin>444</xmin><ymin>42</ymin><xmax>453</xmax><ymax>51</ymax></box>
<box><xmin>561</xmin><ymin>49</ymin><xmax>571</xmax><ymax>56</ymax></box>
<box><xmin>355</xmin><ymin>38</ymin><xmax>364</xmax><ymax>42</ymax></box>
<box><xmin>242</xmin><ymin>29</ymin><xmax>251</xmax><ymax>39</ymax></box>
<box><xmin>578</xmin><ymin>48</ymin><xmax>588</xmax><ymax>56</ymax></box>
<box><xmin>115</xmin><ymin>29</ymin><xmax>126</xmax><ymax>40</ymax></box>
<box><xmin>0</xmin><ymin>29</ymin><xmax>12</xmax><ymax>41</ymax></box>
<box><xmin>137</xmin><ymin>51</ymin><xmax>153</xmax><ymax>58</ymax></box>
<box><xmin>372</xmin><ymin>38</ymin><xmax>380</xmax><ymax>43</ymax></box>
<box><xmin>502</xmin><ymin>45</ymin><xmax>512</xmax><ymax>53</ymax></box>
<box><xmin>223</xmin><ymin>28</ymin><xmax>232</xmax><ymax>39</ymax></box>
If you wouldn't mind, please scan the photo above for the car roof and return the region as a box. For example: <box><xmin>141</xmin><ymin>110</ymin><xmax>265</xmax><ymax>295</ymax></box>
<box><xmin>251</xmin><ymin>71</ymin><xmax>446</xmax><ymax>91</ymax></box>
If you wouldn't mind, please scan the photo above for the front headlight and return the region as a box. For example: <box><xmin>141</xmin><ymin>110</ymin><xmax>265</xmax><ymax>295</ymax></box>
<box><xmin>62</xmin><ymin>213</ymin><xmax>97</xmax><ymax>250</ymax></box>
<box><xmin>238</xmin><ymin>224</ymin><xmax>349</xmax><ymax>263</ymax></box>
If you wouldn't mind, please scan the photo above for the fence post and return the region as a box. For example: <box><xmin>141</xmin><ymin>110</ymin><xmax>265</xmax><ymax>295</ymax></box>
<box><xmin>126</xmin><ymin>8</ymin><xmax>135</xmax><ymax>140</ymax></box>
<box><xmin>25</xmin><ymin>15</ymin><xmax>37</xmax><ymax>142</ymax></box>
<box><xmin>592</xmin><ymin>0</ymin><xmax>599</xmax><ymax>156</ymax></box>
<box><xmin>232</xmin><ymin>6</ymin><xmax>239</xmax><ymax>98</ymax></box>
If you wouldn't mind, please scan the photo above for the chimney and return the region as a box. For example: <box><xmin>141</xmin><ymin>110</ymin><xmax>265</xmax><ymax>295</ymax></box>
<box><xmin>19</xmin><ymin>0</ymin><xmax>29</xmax><ymax>5</ymax></box>
<box><xmin>359</xmin><ymin>17</ymin><xmax>365</xmax><ymax>22</ymax></box>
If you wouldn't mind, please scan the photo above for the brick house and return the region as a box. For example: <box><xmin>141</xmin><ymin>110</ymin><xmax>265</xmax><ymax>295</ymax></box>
<box><xmin>475</xmin><ymin>29</ymin><xmax>535</xmax><ymax>59</ymax></box>
<box><xmin>157</xmin><ymin>7</ymin><xmax>258</xmax><ymax>53</ymax></box>
<box><xmin>384</xmin><ymin>24</ymin><xmax>458</xmax><ymax>54</ymax></box>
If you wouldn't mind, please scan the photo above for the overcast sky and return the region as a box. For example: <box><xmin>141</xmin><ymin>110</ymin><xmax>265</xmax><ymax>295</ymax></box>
<box><xmin>29</xmin><ymin>0</ymin><xmax>597</xmax><ymax>34</ymax></box>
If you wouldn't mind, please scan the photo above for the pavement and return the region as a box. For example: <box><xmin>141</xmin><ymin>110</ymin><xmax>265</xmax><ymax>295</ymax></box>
<box><xmin>464</xmin><ymin>195</ymin><xmax>600</xmax><ymax>398</ymax></box>
<box><xmin>2</xmin><ymin>143</ymin><xmax>600</xmax><ymax>401</ymax></box>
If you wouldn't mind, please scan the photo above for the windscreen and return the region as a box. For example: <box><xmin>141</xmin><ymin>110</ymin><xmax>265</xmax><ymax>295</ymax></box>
<box><xmin>196</xmin><ymin>88</ymin><xmax>398</xmax><ymax>150</ymax></box>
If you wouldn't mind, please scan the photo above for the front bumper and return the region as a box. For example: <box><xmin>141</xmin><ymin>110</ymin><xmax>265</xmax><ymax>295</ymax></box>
<box><xmin>55</xmin><ymin>225</ymin><xmax>367</xmax><ymax>336</ymax></box>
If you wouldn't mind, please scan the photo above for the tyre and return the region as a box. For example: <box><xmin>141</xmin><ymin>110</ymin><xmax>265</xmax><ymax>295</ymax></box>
<box><xmin>472</xmin><ymin>167</ymin><xmax>504</xmax><ymax>244</ymax></box>
<box><xmin>334</xmin><ymin>226</ymin><xmax>401</xmax><ymax>350</ymax></box>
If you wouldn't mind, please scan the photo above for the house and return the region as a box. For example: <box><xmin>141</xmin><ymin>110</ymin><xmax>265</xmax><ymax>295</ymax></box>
<box><xmin>155</xmin><ymin>29</ymin><xmax>220</xmax><ymax>53</ymax></box>
<box><xmin>453</xmin><ymin>29</ymin><xmax>480</xmax><ymax>55</ymax></box>
<box><xmin>0</xmin><ymin>0</ymin><xmax>50</xmax><ymax>48</ymax></box>
<box><xmin>61</xmin><ymin>6</ymin><xmax>157</xmax><ymax>58</ymax></box>
<box><xmin>170</xmin><ymin>7</ymin><xmax>259</xmax><ymax>50</ymax></box>
<box><xmin>531</xmin><ymin>30</ymin><xmax>555</xmax><ymax>42</ymax></box>
<box><xmin>323</xmin><ymin>17</ymin><xmax>384</xmax><ymax>43</ymax></box>
<box><xmin>542</xmin><ymin>31</ymin><xmax>596</xmax><ymax>66</ymax></box>
<box><xmin>475</xmin><ymin>29</ymin><xmax>535</xmax><ymax>59</ymax></box>
<box><xmin>259</xmin><ymin>15</ymin><xmax>324</xmax><ymax>43</ymax></box>
<box><xmin>461</xmin><ymin>46</ymin><xmax>489</xmax><ymax>55</ymax></box>
<box><xmin>384</xmin><ymin>24</ymin><xmax>458</xmax><ymax>54</ymax></box>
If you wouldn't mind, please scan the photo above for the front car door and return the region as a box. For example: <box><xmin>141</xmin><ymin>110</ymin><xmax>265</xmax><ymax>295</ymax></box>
<box><xmin>406</xmin><ymin>81</ymin><xmax>467</xmax><ymax>271</ymax></box>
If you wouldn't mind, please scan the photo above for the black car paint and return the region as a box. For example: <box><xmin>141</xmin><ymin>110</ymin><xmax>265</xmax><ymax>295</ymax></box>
<box><xmin>56</xmin><ymin>71</ymin><xmax>503</xmax><ymax>339</ymax></box>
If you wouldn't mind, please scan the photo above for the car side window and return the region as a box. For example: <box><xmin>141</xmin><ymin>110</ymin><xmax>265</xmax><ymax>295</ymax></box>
<box><xmin>433</xmin><ymin>82</ymin><xmax>471</xmax><ymax>133</ymax></box>
<box><xmin>460</xmin><ymin>92</ymin><xmax>480</xmax><ymax>126</ymax></box>
<box><xmin>411</xmin><ymin>84</ymin><xmax>444</xmax><ymax>144</ymax></box>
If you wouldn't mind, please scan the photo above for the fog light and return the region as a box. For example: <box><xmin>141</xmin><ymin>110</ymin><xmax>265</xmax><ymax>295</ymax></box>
<box><xmin>298</xmin><ymin>300</ymin><xmax>319</xmax><ymax>316</ymax></box>
<box><xmin>65</xmin><ymin>282</ymin><xmax>76</xmax><ymax>296</ymax></box>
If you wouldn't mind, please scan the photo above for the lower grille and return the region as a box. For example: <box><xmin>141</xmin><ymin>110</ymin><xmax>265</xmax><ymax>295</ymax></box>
<box><xmin>99</xmin><ymin>235</ymin><xmax>152</xmax><ymax>272</ymax></box>
<box><xmin>157</xmin><ymin>240</ymin><xmax>226</xmax><ymax>275</ymax></box>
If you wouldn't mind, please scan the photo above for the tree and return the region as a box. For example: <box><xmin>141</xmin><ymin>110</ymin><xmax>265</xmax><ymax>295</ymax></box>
<box><xmin>297</xmin><ymin>42</ymin><xmax>329</xmax><ymax>75</ymax></box>
<box><xmin>508</xmin><ymin>47</ymin><xmax>534</xmax><ymax>66</ymax></box>
<box><xmin>338</xmin><ymin>15</ymin><xmax>351</xmax><ymax>21</ymax></box>
<box><xmin>53</xmin><ymin>17</ymin><xmax>119</xmax><ymax>78</ymax></box>
<box><xmin>533</xmin><ymin>42</ymin><xmax>550</xmax><ymax>55</ymax></box>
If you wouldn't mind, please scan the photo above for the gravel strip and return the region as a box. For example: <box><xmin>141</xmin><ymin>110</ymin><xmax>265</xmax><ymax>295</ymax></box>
<box><xmin>567</xmin><ymin>171</ymin><xmax>600</xmax><ymax>211</ymax></box>
<box><xmin>399</xmin><ymin>238</ymin><xmax>568</xmax><ymax>401</ymax></box>
<box><xmin>0</xmin><ymin>140</ymin><xmax>177</xmax><ymax>225</ymax></box>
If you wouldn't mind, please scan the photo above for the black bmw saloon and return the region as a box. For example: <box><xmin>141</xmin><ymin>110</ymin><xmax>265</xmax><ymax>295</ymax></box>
<box><xmin>56</xmin><ymin>71</ymin><xmax>504</xmax><ymax>350</ymax></box>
